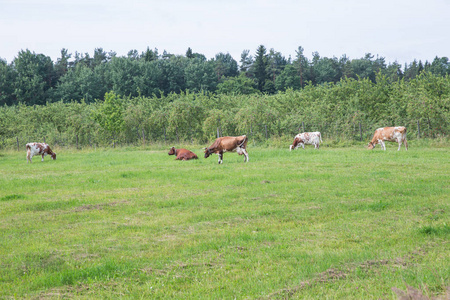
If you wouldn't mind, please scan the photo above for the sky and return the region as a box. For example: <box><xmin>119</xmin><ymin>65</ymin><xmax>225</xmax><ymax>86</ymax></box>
<box><xmin>1</xmin><ymin>0</ymin><xmax>449</xmax><ymax>66</ymax></box>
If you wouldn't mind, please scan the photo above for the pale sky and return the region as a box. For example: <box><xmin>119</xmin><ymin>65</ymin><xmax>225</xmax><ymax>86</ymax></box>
<box><xmin>1</xmin><ymin>0</ymin><xmax>449</xmax><ymax>66</ymax></box>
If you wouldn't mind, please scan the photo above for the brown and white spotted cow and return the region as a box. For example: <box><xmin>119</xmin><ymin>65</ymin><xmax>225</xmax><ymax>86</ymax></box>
<box><xmin>204</xmin><ymin>135</ymin><xmax>248</xmax><ymax>164</ymax></box>
<box><xmin>26</xmin><ymin>143</ymin><xmax>57</xmax><ymax>163</ymax></box>
<box><xmin>290</xmin><ymin>132</ymin><xmax>322</xmax><ymax>151</ymax></box>
<box><xmin>168</xmin><ymin>147</ymin><xmax>198</xmax><ymax>160</ymax></box>
<box><xmin>368</xmin><ymin>126</ymin><xmax>408</xmax><ymax>151</ymax></box>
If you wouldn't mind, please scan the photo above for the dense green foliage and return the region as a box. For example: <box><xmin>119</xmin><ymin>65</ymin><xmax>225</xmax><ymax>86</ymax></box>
<box><xmin>1</xmin><ymin>46</ymin><xmax>450</xmax><ymax>105</ymax></box>
<box><xmin>0</xmin><ymin>71</ymin><xmax>448</xmax><ymax>149</ymax></box>
<box><xmin>0</xmin><ymin>147</ymin><xmax>448</xmax><ymax>298</ymax></box>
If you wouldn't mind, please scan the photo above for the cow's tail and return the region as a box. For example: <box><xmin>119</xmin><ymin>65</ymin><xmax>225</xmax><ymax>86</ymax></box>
<box><xmin>238</xmin><ymin>135</ymin><xmax>247</xmax><ymax>148</ymax></box>
<box><xmin>319</xmin><ymin>133</ymin><xmax>323</xmax><ymax>143</ymax></box>
<box><xmin>26</xmin><ymin>143</ymin><xmax>31</xmax><ymax>150</ymax></box>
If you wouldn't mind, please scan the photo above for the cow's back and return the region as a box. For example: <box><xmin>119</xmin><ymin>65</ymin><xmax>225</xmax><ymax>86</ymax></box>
<box><xmin>300</xmin><ymin>132</ymin><xmax>321</xmax><ymax>145</ymax></box>
<box><xmin>177</xmin><ymin>149</ymin><xmax>198</xmax><ymax>160</ymax></box>
<box><xmin>176</xmin><ymin>148</ymin><xmax>198</xmax><ymax>160</ymax></box>
<box><xmin>219</xmin><ymin>135</ymin><xmax>247</xmax><ymax>150</ymax></box>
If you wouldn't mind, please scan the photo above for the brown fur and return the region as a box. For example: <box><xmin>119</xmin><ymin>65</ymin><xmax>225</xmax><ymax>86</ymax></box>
<box><xmin>204</xmin><ymin>135</ymin><xmax>248</xmax><ymax>163</ymax></box>
<box><xmin>368</xmin><ymin>127</ymin><xmax>408</xmax><ymax>150</ymax></box>
<box><xmin>26</xmin><ymin>143</ymin><xmax>56</xmax><ymax>163</ymax></box>
<box><xmin>168</xmin><ymin>147</ymin><xmax>198</xmax><ymax>160</ymax></box>
<box><xmin>291</xmin><ymin>137</ymin><xmax>303</xmax><ymax>149</ymax></box>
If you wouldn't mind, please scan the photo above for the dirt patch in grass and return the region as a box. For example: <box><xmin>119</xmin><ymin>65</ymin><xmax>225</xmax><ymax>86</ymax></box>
<box><xmin>392</xmin><ymin>285</ymin><xmax>450</xmax><ymax>300</ymax></box>
<box><xmin>31</xmin><ymin>281</ymin><xmax>125</xmax><ymax>299</ymax></box>
<box><xmin>73</xmin><ymin>200</ymin><xmax>129</xmax><ymax>212</ymax></box>
<box><xmin>267</xmin><ymin>244</ymin><xmax>441</xmax><ymax>299</ymax></box>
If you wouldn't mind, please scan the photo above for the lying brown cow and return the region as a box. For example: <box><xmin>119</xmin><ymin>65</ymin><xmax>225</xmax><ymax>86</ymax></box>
<box><xmin>168</xmin><ymin>147</ymin><xmax>198</xmax><ymax>160</ymax></box>
<box><xmin>368</xmin><ymin>126</ymin><xmax>408</xmax><ymax>151</ymax></box>
<box><xmin>204</xmin><ymin>135</ymin><xmax>248</xmax><ymax>164</ymax></box>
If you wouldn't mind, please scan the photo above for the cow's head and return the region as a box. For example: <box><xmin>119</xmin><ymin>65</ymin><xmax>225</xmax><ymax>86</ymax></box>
<box><xmin>204</xmin><ymin>147</ymin><xmax>212</xmax><ymax>158</ymax></box>
<box><xmin>367</xmin><ymin>142</ymin><xmax>375</xmax><ymax>150</ymax></box>
<box><xmin>168</xmin><ymin>147</ymin><xmax>176</xmax><ymax>156</ymax></box>
<box><xmin>290</xmin><ymin>138</ymin><xmax>300</xmax><ymax>151</ymax></box>
<box><xmin>51</xmin><ymin>152</ymin><xmax>56</xmax><ymax>160</ymax></box>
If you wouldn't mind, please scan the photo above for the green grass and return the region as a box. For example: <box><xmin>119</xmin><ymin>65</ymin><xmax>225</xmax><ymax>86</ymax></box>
<box><xmin>0</xmin><ymin>143</ymin><xmax>449</xmax><ymax>299</ymax></box>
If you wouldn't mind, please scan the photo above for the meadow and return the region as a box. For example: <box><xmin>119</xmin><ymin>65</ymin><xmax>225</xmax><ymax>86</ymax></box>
<box><xmin>0</xmin><ymin>142</ymin><xmax>449</xmax><ymax>299</ymax></box>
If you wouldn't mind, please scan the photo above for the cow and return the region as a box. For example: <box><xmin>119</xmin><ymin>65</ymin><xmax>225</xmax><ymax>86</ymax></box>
<box><xmin>26</xmin><ymin>142</ymin><xmax>56</xmax><ymax>163</ymax></box>
<box><xmin>368</xmin><ymin>126</ymin><xmax>408</xmax><ymax>151</ymax></box>
<box><xmin>204</xmin><ymin>135</ymin><xmax>249</xmax><ymax>164</ymax></box>
<box><xmin>168</xmin><ymin>147</ymin><xmax>198</xmax><ymax>160</ymax></box>
<box><xmin>290</xmin><ymin>132</ymin><xmax>322</xmax><ymax>151</ymax></box>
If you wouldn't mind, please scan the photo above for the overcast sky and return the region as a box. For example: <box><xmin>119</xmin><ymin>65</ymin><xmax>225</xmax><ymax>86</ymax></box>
<box><xmin>1</xmin><ymin>0</ymin><xmax>449</xmax><ymax>66</ymax></box>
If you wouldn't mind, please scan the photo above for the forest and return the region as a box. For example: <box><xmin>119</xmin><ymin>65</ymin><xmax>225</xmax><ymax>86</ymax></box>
<box><xmin>0</xmin><ymin>45</ymin><xmax>449</xmax><ymax>148</ymax></box>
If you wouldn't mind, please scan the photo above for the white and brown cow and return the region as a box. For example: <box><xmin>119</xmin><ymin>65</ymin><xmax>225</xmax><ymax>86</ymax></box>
<box><xmin>26</xmin><ymin>143</ymin><xmax>56</xmax><ymax>163</ymax></box>
<box><xmin>290</xmin><ymin>132</ymin><xmax>322</xmax><ymax>151</ymax></box>
<box><xmin>168</xmin><ymin>147</ymin><xmax>198</xmax><ymax>161</ymax></box>
<box><xmin>204</xmin><ymin>135</ymin><xmax>248</xmax><ymax>164</ymax></box>
<box><xmin>368</xmin><ymin>126</ymin><xmax>408</xmax><ymax>151</ymax></box>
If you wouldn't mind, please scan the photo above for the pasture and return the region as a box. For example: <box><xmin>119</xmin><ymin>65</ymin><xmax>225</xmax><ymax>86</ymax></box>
<box><xmin>0</xmin><ymin>143</ymin><xmax>449</xmax><ymax>299</ymax></box>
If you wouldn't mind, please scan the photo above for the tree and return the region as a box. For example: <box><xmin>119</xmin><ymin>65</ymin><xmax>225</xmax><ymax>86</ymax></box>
<box><xmin>339</xmin><ymin>54</ymin><xmax>352</xmax><ymax>79</ymax></box>
<box><xmin>275</xmin><ymin>64</ymin><xmax>301</xmax><ymax>91</ymax></box>
<box><xmin>105</xmin><ymin>57</ymin><xmax>147</xmax><ymax>97</ymax></box>
<box><xmin>429</xmin><ymin>56</ymin><xmax>450</xmax><ymax>76</ymax></box>
<box><xmin>252</xmin><ymin>45</ymin><xmax>269</xmax><ymax>92</ymax></box>
<box><xmin>213</xmin><ymin>52</ymin><xmax>238</xmax><ymax>81</ymax></box>
<box><xmin>266</xmin><ymin>49</ymin><xmax>287</xmax><ymax>82</ymax></box>
<box><xmin>0</xmin><ymin>59</ymin><xmax>17</xmax><ymax>105</ymax></box>
<box><xmin>157</xmin><ymin>55</ymin><xmax>187</xmax><ymax>94</ymax></box>
<box><xmin>313</xmin><ymin>56</ymin><xmax>341</xmax><ymax>84</ymax></box>
<box><xmin>382</xmin><ymin>61</ymin><xmax>403</xmax><ymax>82</ymax></box>
<box><xmin>184</xmin><ymin>58</ymin><xmax>217</xmax><ymax>92</ymax></box>
<box><xmin>216</xmin><ymin>73</ymin><xmax>259</xmax><ymax>95</ymax></box>
<box><xmin>142</xmin><ymin>47</ymin><xmax>158</xmax><ymax>62</ymax></box>
<box><xmin>186</xmin><ymin>47</ymin><xmax>194</xmax><ymax>59</ymax></box>
<box><xmin>404</xmin><ymin>60</ymin><xmax>421</xmax><ymax>81</ymax></box>
<box><xmin>127</xmin><ymin>49</ymin><xmax>140</xmax><ymax>60</ymax></box>
<box><xmin>294</xmin><ymin>46</ymin><xmax>310</xmax><ymax>88</ymax></box>
<box><xmin>55</xmin><ymin>64</ymin><xmax>105</xmax><ymax>102</ymax></box>
<box><xmin>54</xmin><ymin>48</ymin><xmax>71</xmax><ymax>80</ymax></box>
<box><xmin>350</xmin><ymin>54</ymin><xmax>376</xmax><ymax>82</ymax></box>
<box><xmin>13</xmin><ymin>49</ymin><xmax>55</xmax><ymax>105</ymax></box>
<box><xmin>239</xmin><ymin>50</ymin><xmax>253</xmax><ymax>73</ymax></box>
<box><xmin>94</xmin><ymin>92</ymin><xmax>124</xmax><ymax>147</ymax></box>
<box><xmin>92</xmin><ymin>48</ymin><xmax>111</xmax><ymax>67</ymax></box>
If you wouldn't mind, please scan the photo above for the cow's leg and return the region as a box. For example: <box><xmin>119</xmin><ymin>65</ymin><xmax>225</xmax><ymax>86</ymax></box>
<box><xmin>242</xmin><ymin>149</ymin><xmax>249</xmax><ymax>162</ymax></box>
<box><xmin>404</xmin><ymin>139</ymin><xmax>408</xmax><ymax>151</ymax></box>
<box><xmin>217</xmin><ymin>152</ymin><xmax>223</xmax><ymax>164</ymax></box>
<box><xmin>397</xmin><ymin>139</ymin><xmax>402</xmax><ymax>151</ymax></box>
<box><xmin>301</xmin><ymin>143</ymin><xmax>305</xmax><ymax>149</ymax></box>
<box><xmin>27</xmin><ymin>152</ymin><xmax>31</xmax><ymax>163</ymax></box>
<box><xmin>41</xmin><ymin>153</ymin><xmax>45</xmax><ymax>162</ymax></box>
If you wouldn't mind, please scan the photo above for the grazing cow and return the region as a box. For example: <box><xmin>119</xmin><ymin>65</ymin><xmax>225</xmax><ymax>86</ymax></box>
<box><xmin>26</xmin><ymin>142</ymin><xmax>56</xmax><ymax>163</ymax></box>
<box><xmin>204</xmin><ymin>135</ymin><xmax>248</xmax><ymax>164</ymax></box>
<box><xmin>290</xmin><ymin>132</ymin><xmax>322</xmax><ymax>151</ymax></box>
<box><xmin>168</xmin><ymin>147</ymin><xmax>198</xmax><ymax>160</ymax></box>
<box><xmin>368</xmin><ymin>126</ymin><xmax>408</xmax><ymax>151</ymax></box>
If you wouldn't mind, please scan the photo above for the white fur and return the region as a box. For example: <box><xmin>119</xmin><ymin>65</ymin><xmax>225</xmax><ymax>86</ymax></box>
<box><xmin>290</xmin><ymin>132</ymin><xmax>322</xmax><ymax>151</ymax></box>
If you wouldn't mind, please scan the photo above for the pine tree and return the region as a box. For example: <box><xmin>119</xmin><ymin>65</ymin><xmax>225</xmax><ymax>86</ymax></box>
<box><xmin>253</xmin><ymin>45</ymin><xmax>268</xmax><ymax>92</ymax></box>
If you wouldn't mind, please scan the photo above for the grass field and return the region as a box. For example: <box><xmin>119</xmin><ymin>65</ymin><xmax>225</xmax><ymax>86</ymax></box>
<box><xmin>0</xmin><ymin>142</ymin><xmax>449</xmax><ymax>299</ymax></box>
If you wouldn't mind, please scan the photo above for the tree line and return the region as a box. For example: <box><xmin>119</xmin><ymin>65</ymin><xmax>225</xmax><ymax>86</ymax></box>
<box><xmin>0</xmin><ymin>71</ymin><xmax>448</xmax><ymax>150</ymax></box>
<box><xmin>1</xmin><ymin>45</ymin><xmax>450</xmax><ymax>106</ymax></box>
